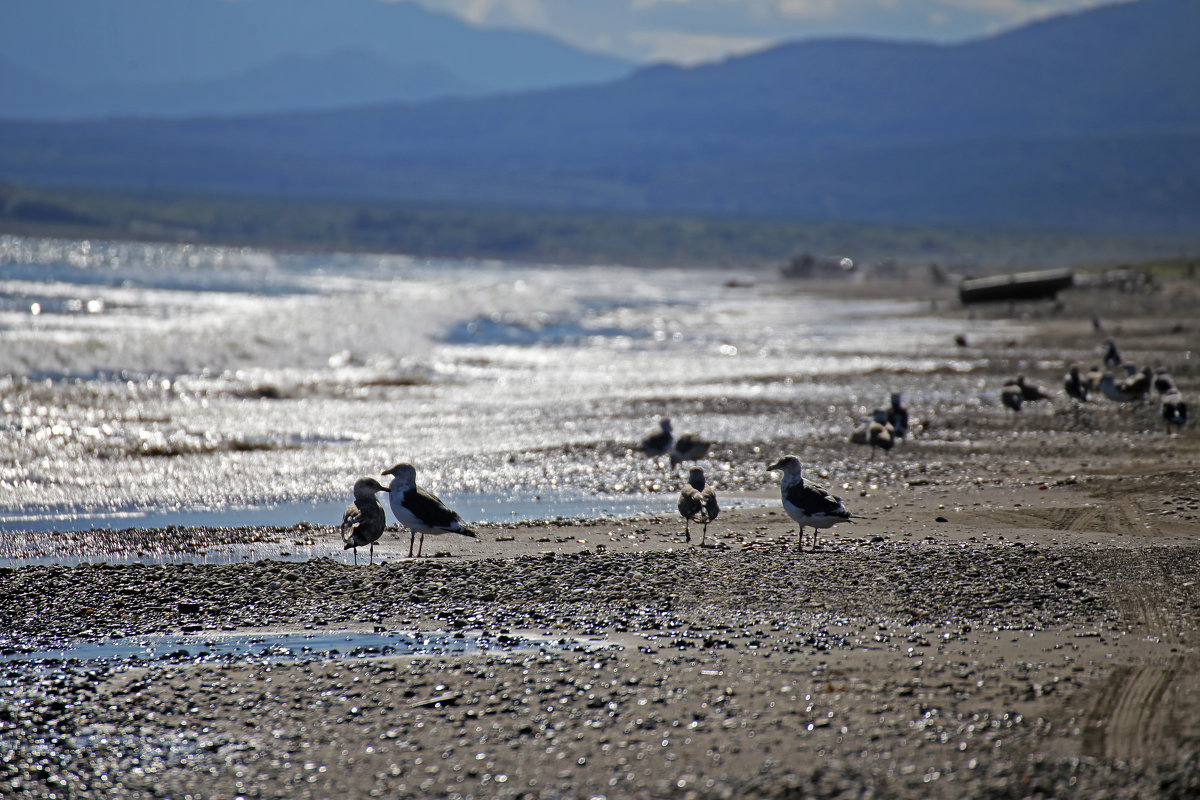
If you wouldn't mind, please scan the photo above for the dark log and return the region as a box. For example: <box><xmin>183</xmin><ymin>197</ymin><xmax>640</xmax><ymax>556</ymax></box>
<box><xmin>958</xmin><ymin>268</ymin><xmax>1074</xmax><ymax>305</ymax></box>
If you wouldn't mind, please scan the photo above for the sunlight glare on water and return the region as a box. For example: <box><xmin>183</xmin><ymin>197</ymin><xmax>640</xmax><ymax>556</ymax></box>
<box><xmin>0</xmin><ymin>234</ymin><xmax>1014</xmax><ymax>537</ymax></box>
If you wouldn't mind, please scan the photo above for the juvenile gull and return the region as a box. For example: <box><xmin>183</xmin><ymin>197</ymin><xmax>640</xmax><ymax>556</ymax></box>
<box><xmin>381</xmin><ymin>463</ymin><xmax>478</xmax><ymax>558</ymax></box>
<box><xmin>639</xmin><ymin>418</ymin><xmax>673</xmax><ymax>457</ymax></box>
<box><xmin>768</xmin><ymin>455</ymin><xmax>852</xmax><ymax>550</ymax></box>
<box><xmin>340</xmin><ymin>477</ymin><xmax>390</xmax><ymax>565</ymax></box>
<box><xmin>677</xmin><ymin>467</ymin><xmax>719</xmax><ymax>545</ymax></box>
<box><xmin>669</xmin><ymin>433</ymin><xmax>712</xmax><ymax>467</ymax></box>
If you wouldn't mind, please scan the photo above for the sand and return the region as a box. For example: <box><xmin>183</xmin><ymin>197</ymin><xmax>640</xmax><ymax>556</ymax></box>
<box><xmin>2</xmin><ymin>272</ymin><xmax>1199</xmax><ymax>799</ymax></box>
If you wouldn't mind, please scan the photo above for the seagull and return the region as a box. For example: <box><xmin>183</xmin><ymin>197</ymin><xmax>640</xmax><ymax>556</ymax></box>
<box><xmin>867</xmin><ymin>410</ymin><xmax>895</xmax><ymax>457</ymax></box>
<box><xmin>340</xmin><ymin>477</ymin><xmax>390</xmax><ymax>565</ymax></box>
<box><xmin>669</xmin><ymin>433</ymin><xmax>712</xmax><ymax>467</ymax></box>
<box><xmin>1015</xmin><ymin>375</ymin><xmax>1053</xmax><ymax>403</ymax></box>
<box><xmin>1098</xmin><ymin>371</ymin><xmax>1136</xmax><ymax>403</ymax></box>
<box><xmin>381</xmin><ymin>463</ymin><xmax>478</xmax><ymax>558</ymax></box>
<box><xmin>677</xmin><ymin>467</ymin><xmax>719</xmax><ymax>545</ymax></box>
<box><xmin>1161</xmin><ymin>391</ymin><xmax>1188</xmax><ymax>434</ymax></box>
<box><xmin>1064</xmin><ymin>365</ymin><xmax>1088</xmax><ymax>402</ymax></box>
<box><xmin>1153</xmin><ymin>367</ymin><xmax>1176</xmax><ymax>396</ymax></box>
<box><xmin>886</xmin><ymin>393</ymin><xmax>909</xmax><ymax>439</ymax></box>
<box><xmin>1118</xmin><ymin>366</ymin><xmax>1152</xmax><ymax>402</ymax></box>
<box><xmin>1103</xmin><ymin>337</ymin><xmax>1123</xmax><ymax>368</ymax></box>
<box><xmin>768</xmin><ymin>456</ymin><xmax>852</xmax><ymax>550</ymax></box>
<box><xmin>1001</xmin><ymin>382</ymin><xmax>1024</xmax><ymax>412</ymax></box>
<box><xmin>639</xmin><ymin>418</ymin><xmax>674</xmax><ymax>457</ymax></box>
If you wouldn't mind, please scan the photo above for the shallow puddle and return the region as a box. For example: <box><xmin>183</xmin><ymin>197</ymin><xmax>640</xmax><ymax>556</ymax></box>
<box><xmin>1</xmin><ymin>627</ymin><xmax>617</xmax><ymax>666</ymax></box>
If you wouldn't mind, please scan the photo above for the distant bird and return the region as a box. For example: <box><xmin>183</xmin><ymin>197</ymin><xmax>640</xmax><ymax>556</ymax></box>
<box><xmin>768</xmin><ymin>456</ymin><xmax>853</xmax><ymax>550</ymax></box>
<box><xmin>954</xmin><ymin>333</ymin><xmax>969</xmax><ymax>348</ymax></box>
<box><xmin>340</xmin><ymin>477</ymin><xmax>390</xmax><ymax>565</ymax></box>
<box><xmin>639</xmin><ymin>418</ymin><xmax>674</xmax><ymax>457</ymax></box>
<box><xmin>1098</xmin><ymin>372</ymin><xmax>1135</xmax><ymax>403</ymax></box>
<box><xmin>677</xmin><ymin>467</ymin><xmax>719</xmax><ymax>545</ymax></box>
<box><xmin>887</xmin><ymin>393</ymin><xmax>910</xmax><ymax>439</ymax></box>
<box><xmin>1092</xmin><ymin>314</ymin><xmax>1104</xmax><ymax>333</ymax></box>
<box><xmin>669</xmin><ymin>432</ymin><xmax>712</xmax><ymax>467</ymax></box>
<box><xmin>381</xmin><ymin>463</ymin><xmax>478</xmax><ymax>558</ymax></box>
<box><xmin>1118</xmin><ymin>366</ymin><xmax>1152</xmax><ymax>402</ymax></box>
<box><xmin>1064</xmin><ymin>365</ymin><xmax>1088</xmax><ymax>402</ymax></box>
<box><xmin>1001</xmin><ymin>382</ymin><xmax>1024</xmax><ymax>412</ymax></box>
<box><xmin>1103</xmin><ymin>337</ymin><xmax>1123</xmax><ymax>368</ymax></box>
<box><xmin>867</xmin><ymin>410</ymin><xmax>895</xmax><ymax>456</ymax></box>
<box><xmin>1153</xmin><ymin>367</ymin><xmax>1176</xmax><ymax>396</ymax></box>
<box><xmin>1015</xmin><ymin>375</ymin><xmax>1053</xmax><ymax>403</ymax></box>
<box><xmin>1161</xmin><ymin>391</ymin><xmax>1188</xmax><ymax>434</ymax></box>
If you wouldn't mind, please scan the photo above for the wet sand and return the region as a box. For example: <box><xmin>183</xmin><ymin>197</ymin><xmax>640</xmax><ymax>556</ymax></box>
<box><xmin>3</xmin><ymin>274</ymin><xmax>1200</xmax><ymax>798</ymax></box>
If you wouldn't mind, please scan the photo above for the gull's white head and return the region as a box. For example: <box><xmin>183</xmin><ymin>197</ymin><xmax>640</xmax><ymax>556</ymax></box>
<box><xmin>381</xmin><ymin>462</ymin><xmax>417</xmax><ymax>485</ymax></box>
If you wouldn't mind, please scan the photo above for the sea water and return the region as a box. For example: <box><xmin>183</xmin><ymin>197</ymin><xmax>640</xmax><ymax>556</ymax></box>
<box><xmin>0</xmin><ymin>234</ymin><xmax>1014</xmax><ymax>556</ymax></box>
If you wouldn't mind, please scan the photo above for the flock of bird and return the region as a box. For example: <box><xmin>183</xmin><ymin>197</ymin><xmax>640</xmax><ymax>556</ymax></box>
<box><xmin>340</xmin><ymin>413</ymin><xmax>864</xmax><ymax>562</ymax></box>
<box><xmin>1001</xmin><ymin>335</ymin><xmax>1188</xmax><ymax>434</ymax></box>
<box><xmin>338</xmin><ymin>334</ymin><xmax>1186</xmax><ymax>563</ymax></box>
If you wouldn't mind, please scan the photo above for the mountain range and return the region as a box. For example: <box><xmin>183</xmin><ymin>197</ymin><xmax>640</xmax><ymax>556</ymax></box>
<box><xmin>0</xmin><ymin>0</ymin><xmax>632</xmax><ymax>119</ymax></box>
<box><xmin>1</xmin><ymin>0</ymin><xmax>1197</xmax><ymax>235</ymax></box>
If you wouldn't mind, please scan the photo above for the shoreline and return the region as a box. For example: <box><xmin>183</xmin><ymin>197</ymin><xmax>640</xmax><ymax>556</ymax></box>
<box><xmin>3</xmin><ymin>274</ymin><xmax>1199</xmax><ymax>798</ymax></box>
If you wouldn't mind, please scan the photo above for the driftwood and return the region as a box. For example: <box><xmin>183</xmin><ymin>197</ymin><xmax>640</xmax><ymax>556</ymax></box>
<box><xmin>959</xmin><ymin>268</ymin><xmax>1074</xmax><ymax>305</ymax></box>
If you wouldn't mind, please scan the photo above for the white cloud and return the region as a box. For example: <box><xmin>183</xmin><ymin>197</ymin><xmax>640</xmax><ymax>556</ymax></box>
<box><xmin>628</xmin><ymin>29</ymin><xmax>778</xmax><ymax>63</ymax></box>
<box><xmin>411</xmin><ymin>0</ymin><xmax>1140</xmax><ymax>63</ymax></box>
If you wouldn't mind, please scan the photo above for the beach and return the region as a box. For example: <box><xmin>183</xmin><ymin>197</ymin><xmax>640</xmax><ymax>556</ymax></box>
<box><xmin>2</xmin><ymin>249</ymin><xmax>1199</xmax><ymax>798</ymax></box>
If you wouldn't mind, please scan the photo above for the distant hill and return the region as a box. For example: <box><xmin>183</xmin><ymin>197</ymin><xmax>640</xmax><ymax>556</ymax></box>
<box><xmin>0</xmin><ymin>0</ymin><xmax>1197</xmax><ymax>234</ymax></box>
<box><xmin>0</xmin><ymin>0</ymin><xmax>632</xmax><ymax>119</ymax></box>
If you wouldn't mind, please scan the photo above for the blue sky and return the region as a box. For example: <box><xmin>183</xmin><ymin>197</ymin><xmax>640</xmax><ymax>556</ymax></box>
<box><xmin>412</xmin><ymin>0</ymin><xmax>1129</xmax><ymax>63</ymax></box>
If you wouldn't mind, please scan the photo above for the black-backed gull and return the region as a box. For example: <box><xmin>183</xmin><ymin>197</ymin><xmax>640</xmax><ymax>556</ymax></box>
<box><xmin>677</xmin><ymin>467</ymin><xmax>719</xmax><ymax>545</ymax></box>
<box><xmin>768</xmin><ymin>456</ymin><xmax>852</xmax><ymax>550</ymax></box>
<box><xmin>340</xmin><ymin>477</ymin><xmax>390</xmax><ymax>565</ymax></box>
<box><xmin>381</xmin><ymin>463</ymin><xmax>478</xmax><ymax>558</ymax></box>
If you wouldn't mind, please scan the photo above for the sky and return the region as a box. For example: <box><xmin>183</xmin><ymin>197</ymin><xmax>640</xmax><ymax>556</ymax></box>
<box><xmin>411</xmin><ymin>0</ymin><xmax>1129</xmax><ymax>63</ymax></box>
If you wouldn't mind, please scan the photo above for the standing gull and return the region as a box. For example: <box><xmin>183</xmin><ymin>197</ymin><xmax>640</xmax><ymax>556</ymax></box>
<box><xmin>677</xmin><ymin>467</ymin><xmax>719</xmax><ymax>545</ymax></box>
<box><xmin>340</xmin><ymin>477</ymin><xmax>390</xmax><ymax>565</ymax></box>
<box><xmin>669</xmin><ymin>432</ymin><xmax>712</xmax><ymax>467</ymax></box>
<box><xmin>768</xmin><ymin>456</ymin><xmax>852</xmax><ymax>550</ymax></box>
<box><xmin>887</xmin><ymin>393</ymin><xmax>910</xmax><ymax>439</ymax></box>
<box><xmin>1064</xmin><ymin>365</ymin><xmax>1088</xmax><ymax>402</ymax></box>
<box><xmin>381</xmin><ymin>463</ymin><xmax>478</xmax><ymax>558</ymax></box>
<box><xmin>1161</xmin><ymin>391</ymin><xmax>1188</xmax><ymax>435</ymax></box>
<box><xmin>639</xmin><ymin>418</ymin><xmax>674</xmax><ymax>458</ymax></box>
